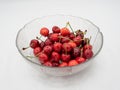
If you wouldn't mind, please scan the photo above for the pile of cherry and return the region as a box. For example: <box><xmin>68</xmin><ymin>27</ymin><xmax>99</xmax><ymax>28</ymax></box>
<box><xmin>23</xmin><ymin>22</ymin><xmax>93</xmax><ymax>67</ymax></box>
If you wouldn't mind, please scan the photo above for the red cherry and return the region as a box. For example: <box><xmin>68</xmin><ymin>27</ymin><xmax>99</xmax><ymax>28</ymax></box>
<box><xmin>49</xmin><ymin>33</ymin><xmax>59</xmax><ymax>42</ymax></box>
<box><xmin>52</xmin><ymin>26</ymin><xmax>60</xmax><ymax>33</ymax></box>
<box><xmin>61</xmin><ymin>27</ymin><xmax>70</xmax><ymax>36</ymax></box>
<box><xmin>68</xmin><ymin>60</ymin><xmax>78</xmax><ymax>66</ymax></box>
<box><xmin>45</xmin><ymin>38</ymin><xmax>52</xmax><ymax>45</ymax></box>
<box><xmin>62</xmin><ymin>43</ymin><xmax>72</xmax><ymax>53</ymax></box>
<box><xmin>52</xmin><ymin>62</ymin><xmax>59</xmax><ymax>67</ymax></box>
<box><xmin>40</xmin><ymin>27</ymin><xmax>49</xmax><ymax>36</ymax></box>
<box><xmin>33</xmin><ymin>47</ymin><xmax>42</xmax><ymax>56</ymax></box>
<box><xmin>83</xmin><ymin>44</ymin><xmax>92</xmax><ymax>50</ymax></box>
<box><xmin>43</xmin><ymin>61</ymin><xmax>52</xmax><ymax>67</ymax></box>
<box><xmin>40</xmin><ymin>41</ymin><xmax>45</xmax><ymax>48</ymax></box>
<box><xmin>61</xmin><ymin>53</ymin><xmax>71</xmax><ymax>62</ymax></box>
<box><xmin>59</xmin><ymin>62</ymin><xmax>68</xmax><ymax>67</ymax></box>
<box><xmin>61</xmin><ymin>36</ymin><xmax>70</xmax><ymax>43</ymax></box>
<box><xmin>68</xmin><ymin>42</ymin><xmax>77</xmax><ymax>48</ymax></box>
<box><xmin>38</xmin><ymin>53</ymin><xmax>48</xmax><ymax>64</ymax></box>
<box><xmin>76</xmin><ymin>57</ymin><xmax>86</xmax><ymax>64</ymax></box>
<box><xmin>43</xmin><ymin>45</ymin><xmax>52</xmax><ymax>55</ymax></box>
<box><xmin>51</xmin><ymin>52</ymin><xmax>60</xmax><ymax>62</ymax></box>
<box><xmin>53</xmin><ymin>42</ymin><xmax>62</xmax><ymax>53</ymax></box>
<box><xmin>30</xmin><ymin>39</ymin><xmax>39</xmax><ymax>49</ymax></box>
<box><xmin>73</xmin><ymin>36</ymin><xmax>82</xmax><ymax>46</ymax></box>
<box><xmin>83</xmin><ymin>49</ymin><xmax>93</xmax><ymax>59</ymax></box>
<box><xmin>69</xmin><ymin>33</ymin><xmax>75</xmax><ymax>40</ymax></box>
<box><xmin>73</xmin><ymin>47</ymin><xmax>80</xmax><ymax>57</ymax></box>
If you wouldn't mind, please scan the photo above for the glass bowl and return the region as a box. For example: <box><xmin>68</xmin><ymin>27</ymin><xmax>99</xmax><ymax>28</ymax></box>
<box><xmin>16</xmin><ymin>15</ymin><xmax>103</xmax><ymax>76</ymax></box>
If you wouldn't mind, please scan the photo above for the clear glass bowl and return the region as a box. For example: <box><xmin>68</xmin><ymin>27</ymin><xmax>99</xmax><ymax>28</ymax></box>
<box><xmin>16</xmin><ymin>15</ymin><xmax>103</xmax><ymax>76</ymax></box>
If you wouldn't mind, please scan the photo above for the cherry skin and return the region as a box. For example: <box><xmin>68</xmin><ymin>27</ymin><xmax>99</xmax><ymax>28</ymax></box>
<box><xmin>52</xmin><ymin>62</ymin><xmax>60</xmax><ymax>67</ymax></box>
<box><xmin>33</xmin><ymin>47</ymin><xmax>42</xmax><ymax>56</ymax></box>
<box><xmin>73</xmin><ymin>36</ymin><xmax>82</xmax><ymax>46</ymax></box>
<box><xmin>62</xmin><ymin>43</ymin><xmax>72</xmax><ymax>53</ymax></box>
<box><xmin>73</xmin><ymin>47</ymin><xmax>80</xmax><ymax>57</ymax></box>
<box><xmin>76</xmin><ymin>57</ymin><xmax>86</xmax><ymax>64</ymax></box>
<box><xmin>61</xmin><ymin>36</ymin><xmax>70</xmax><ymax>43</ymax></box>
<box><xmin>52</xmin><ymin>26</ymin><xmax>60</xmax><ymax>33</ymax></box>
<box><xmin>40</xmin><ymin>27</ymin><xmax>49</xmax><ymax>36</ymax></box>
<box><xmin>60</xmin><ymin>27</ymin><xmax>70</xmax><ymax>36</ymax></box>
<box><xmin>45</xmin><ymin>38</ymin><xmax>52</xmax><ymax>45</ymax></box>
<box><xmin>83</xmin><ymin>44</ymin><xmax>92</xmax><ymax>50</ymax></box>
<box><xmin>43</xmin><ymin>45</ymin><xmax>53</xmax><ymax>55</ymax></box>
<box><xmin>51</xmin><ymin>51</ymin><xmax>60</xmax><ymax>62</ymax></box>
<box><xmin>59</xmin><ymin>62</ymin><xmax>68</xmax><ymax>67</ymax></box>
<box><xmin>43</xmin><ymin>61</ymin><xmax>52</xmax><ymax>67</ymax></box>
<box><xmin>49</xmin><ymin>33</ymin><xmax>59</xmax><ymax>42</ymax></box>
<box><xmin>53</xmin><ymin>42</ymin><xmax>62</xmax><ymax>53</ymax></box>
<box><xmin>61</xmin><ymin>53</ymin><xmax>71</xmax><ymax>62</ymax></box>
<box><xmin>38</xmin><ymin>53</ymin><xmax>48</xmax><ymax>64</ymax></box>
<box><xmin>83</xmin><ymin>49</ymin><xmax>93</xmax><ymax>59</ymax></box>
<box><xmin>68</xmin><ymin>60</ymin><xmax>78</xmax><ymax>66</ymax></box>
<box><xmin>68</xmin><ymin>42</ymin><xmax>77</xmax><ymax>48</ymax></box>
<box><xmin>30</xmin><ymin>39</ymin><xmax>39</xmax><ymax>49</ymax></box>
<box><xmin>40</xmin><ymin>41</ymin><xmax>45</xmax><ymax>48</ymax></box>
<box><xmin>69</xmin><ymin>33</ymin><xmax>75</xmax><ymax>40</ymax></box>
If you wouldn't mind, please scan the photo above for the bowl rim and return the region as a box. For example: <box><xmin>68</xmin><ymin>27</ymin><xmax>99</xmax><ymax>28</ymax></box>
<box><xmin>16</xmin><ymin>14</ymin><xmax>104</xmax><ymax>69</ymax></box>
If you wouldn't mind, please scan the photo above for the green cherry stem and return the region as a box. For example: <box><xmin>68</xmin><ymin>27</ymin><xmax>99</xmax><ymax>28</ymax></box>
<box><xmin>36</xmin><ymin>35</ymin><xmax>43</xmax><ymax>41</ymax></box>
<box><xmin>67</xmin><ymin>22</ymin><xmax>74</xmax><ymax>34</ymax></box>
<box><xmin>83</xmin><ymin>30</ymin><xmax>87</xmax><ymax>35</ymax></box>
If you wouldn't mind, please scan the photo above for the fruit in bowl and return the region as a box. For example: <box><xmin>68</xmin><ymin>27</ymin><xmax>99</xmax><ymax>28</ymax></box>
<box><xmin>16</xmin><ymin>15</ymin><xmax>103</xmax><ymax>76</ymax></box>
<box><xmin>22</xmin><ymin>22</ymin><xmax>93</xmax><ymax>67</ymax></box>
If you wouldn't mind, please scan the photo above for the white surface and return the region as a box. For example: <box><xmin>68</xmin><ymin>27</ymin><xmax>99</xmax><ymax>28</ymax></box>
<box><xmin>0</xmin><ymin>0</ymin><xmax>120</xmax><ymax>90</ymax></box>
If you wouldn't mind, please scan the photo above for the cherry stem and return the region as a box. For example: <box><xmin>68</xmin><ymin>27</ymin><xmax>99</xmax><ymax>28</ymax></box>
<box><xmin>80</xmin><ymin>48</ymin><xmax>83</xmax><ymax>57</ymax></box>
<box><xmin>36</xmin><ymin>35</ymin><xmax>43</xmax><ymax>41</ymax></box>
<box><xmin>79</xmin><ymin>44</ymin><xmax>82</xmax><ymax>48</ymax></box>
<box><xmin>89</xmin><ymin>36</ymin><xmax>91</xmax><ymax>42</ymax></box>
<box><xmin>26</xmin><ymin>55</ymin><xmax>36</xmax><ymax>59</ymax></box>
<box><xmin>22</xmin><ymin>46</ymin><xmax>30</xmax><ymax>50</ymax></box>
<box><xmin>83</xmin><ymin>30</ymin><xmax>87</xmax><ymax>35</ymax></box>
<box><xmin>58</xmin><ymin>36</ymin><xmax>73</xmax><ymax>42</ymax></box>
<box><xmin>67</xmin><ymin>22</ymin><xmax>74</xmax><ymax>34</ymax></box>
<box><xmin>59</xmin><ymin>36</ymin><xmax>61</xmax><ymax>42</ymax></box>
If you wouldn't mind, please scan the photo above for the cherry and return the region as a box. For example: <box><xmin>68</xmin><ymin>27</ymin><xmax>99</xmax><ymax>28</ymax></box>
<box><xmin>59</xmin><ymin>62</ymin><xmax>68</xmax><ymax>67</ymax></box>
<box><xmin>23</xmin><ymin>39</ymin><xmax>40</xmax><ymax>50</ymax></box>
<box><xmin>45</xmin><ymin>38</ymin><xmax>52</xmax><ymax>45</ymax></box>
<box><xmin>83</xmin><ymin>49</ymin><xmax>93</xmax><ymax>59</ymax></box>
<box><xmin>53</xmin><ymin>42</ymin><xmax>62</xmax><ymax>53</ymax></box>
<box><xmin>76</xmin><ymin>57</ymin><xmax>86</xmax><ymax>64</ymax></box>
<box><xmin>40</xmin><ymin>41</ymin><xmax>45</xmax><ymax>48</ymax></box>
<box><xmin>62</xmin><ymin>43</ymin><xmax>72</xmax><ymax>53</ymax></box>
<box><xmin>68</xmin><ymin>42</ymin><xmax>77</xmax><ymax>48</ymax></box>
<box><xmin>43</xmin><ymin>61</ymin><xmax>52</xmax><ymax>67</ymax></box>
<box><xmin>61</xmin><ymin>36</ymin><xmax>70</xmax><ymax>43</ymax></box>
<box><xmin>52</xmin><ymin>26</ymin><xmax>60</xmax><ymax>33</ymax></box>
<box><xmin>73</xmin><ymin>47</ymin><xmax>80</xmax><ymax>57</ymax></box>
<box><xmin>38</xmin><ymin>53</ymin><xmax>48</xmax><ymax>64</ymax></box>
<box><xmin>33</xmin><ymin>47</ymin><xmax>42</xmax><ymax>56</ymax></box>
<box><xmin>73</xmin><ymin>36</ymin><xmax>82</xmax><ymax>46</ymax></box>
<box><xmin>69</xmin><ymin>33</ymin><xmax>75</xmax><ymax>40</ymax></box>
<box><xmin>52</xmin><ymin>62</ymin><xmax>59</xmax><ymax>67</ymax></box>
<box><xmin>83</xmin><ymin>44</ymin><xmax>92</xmax><ymax>50</ymax></box>
<box><xmin>60</xmin><ymin>27</ymin><xmax>70</xmax><ymax>36</ymax></box>
<box><xmin>51</xmin><ymin>51</ymin><xmax>60</xmax><ymax>62</ymax></box>
<box><xmin>61</xmin><ymin>53</ymin><xmax>71</xmax><ymax>62</ymax></box>
<box><xmin>49</xmin><ymin>33</ymin><xmax>59</xmax><ymax>42</ymax></box>
<box><xmin>68</xmin><ymin>60</ymin><xmax>78</xmax><ymax>66</ymax></box>
<box><xmin>43</xmin><ymin>45</ymin><xmax>52</xmax><ymax>55</ymax></box>
<box><xmin>40</xmin><ymin>27</ymin><xmax>49</xmax><ymax>37</ymax></box>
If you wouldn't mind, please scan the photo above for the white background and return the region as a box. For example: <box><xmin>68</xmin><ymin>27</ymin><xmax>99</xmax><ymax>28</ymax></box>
<box><xmin>0</xmin><ymin>0</ymin><xmax>120</xmax><ymax>90</ymax></box>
